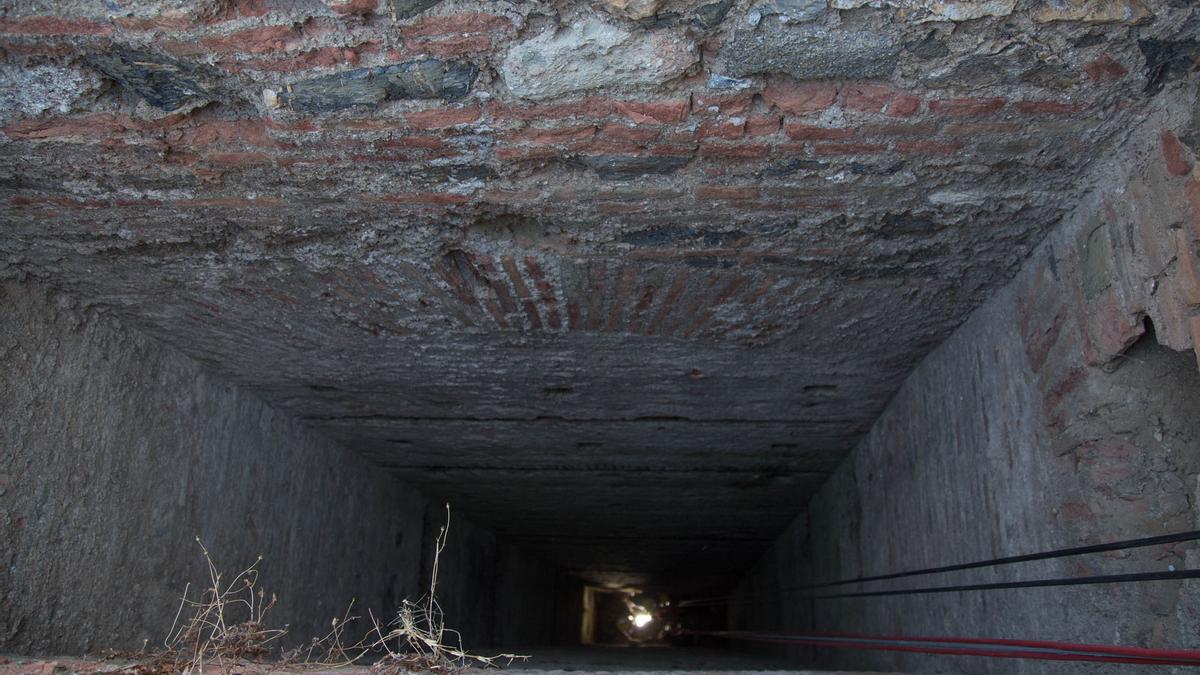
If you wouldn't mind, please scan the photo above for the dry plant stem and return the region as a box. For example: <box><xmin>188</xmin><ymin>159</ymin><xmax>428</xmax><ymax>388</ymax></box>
<box><xmin>122</xmin><ymin>505</ymin><xmax>527</xmax><ymax>673</ymax></box>
<box><xmin>137</xmin><ymin>538</ymin><xmax>288</xmax><ymax>674</ymax></box>
<box><xmin>366</xmin><ymin>504</ymin><xmax>530</xmax><ymax>672</ymax></box>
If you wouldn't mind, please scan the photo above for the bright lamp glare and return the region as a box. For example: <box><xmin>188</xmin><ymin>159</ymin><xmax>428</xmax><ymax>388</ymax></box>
<box><xmin>632</xmin><ymin>612</ymin><xmax>653</xmax><ymax>628</ymax></box>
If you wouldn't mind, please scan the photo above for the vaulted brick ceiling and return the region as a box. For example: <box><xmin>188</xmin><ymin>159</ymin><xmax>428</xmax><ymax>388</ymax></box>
<box><xmin>2</xmin><ymin>0</ymin><xmax>1197</xmax><ymax>591</ymax></box>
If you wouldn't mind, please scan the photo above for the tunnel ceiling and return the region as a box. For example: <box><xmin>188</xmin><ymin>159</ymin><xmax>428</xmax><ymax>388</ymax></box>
<box><xmin>2</xmin><ymin>0</ymin><xmax>1197</xmax><ymax>590</ymax></box>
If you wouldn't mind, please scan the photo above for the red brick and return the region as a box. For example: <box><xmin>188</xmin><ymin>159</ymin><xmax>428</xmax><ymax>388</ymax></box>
<box><xmin>1083</xmin><ymin>54</ymin><xmax>1127</xmax><ymax>83</ymax></box>
<box><xmin>1014</xmin><ymin>100</ymin><xmax>1088</xmax><ymax>115</ymax></box>
<box><xmin>0</xmin><ymin>16</ymin><xmax>112</xmax><ymax>35</ymax></box>
<box><xmin>697</xmin><ymin>119</ymin><xmax>745</xmax><ymax>139</ymax></box>
<box><xmin>895</xmin><ymin>140</ymin><xmax>964</xmax><ymax>155</ymax></box>
<box><xmin>889</xmin><ymin>95</ymin><xmax>922</xmax><ymax>117</ymax></box>
<box><xmin>859</xmin><ymin>122</ymin><xmax>939</xmax><ymax>137</ymax></box>
<box><xmin>401</xmin><ymin>13</ymin><xmax>513</xmax><ymax>37</ymax></box>
<box><xmin>784</xmin><ymin>123</ymin><xmax>853</xmax><ymax>141</ymax></box>
<box><xmin>615</xmin><ymin>99</ymin><xmax>688</xmax><ymax>124</ymax></box>
<box><xmin>495</xmin><ymin>145</ymin><xmax>559</xmax><ymax>162</ymax></box>
<box><xmin>503</xmin><ymin>124</ymin><xmax>597</xmax><ymax>145</ymax></box>
<box><xmin>811</xmin><ymin>142</ymin><xmax>886</xmax><ymax>156</ymax></box>
<box><xmin>696</xmin><ymin>186</ymin><xmax>759</xmax><ymax>201</ymax></box>
<box><xmin>929</xmin><ymin>97</ymin><xmax>1006</xmax><ymax>116</ymax></box>
<box><xmin>1025</xmin><ymin>311</ymin><xmax>1067</xmax><ymax>374</ymax></box>
<box><xmin>761</xmin><ymin>78</ymin><xmax>837</xmax><ymax>115</ymax></box>
<box><xmin>405</xmin><ymin>107</ymin><xmax>482</xmax><ymax>129</ymax></box>
<box><xmin>403</xmin><ymin>34</ymin><xmax>492</xmax><ymax>57</ymax></box>
<box><xmin>692</xmin><ymin>92</ymin><xmax>754</xmax><ymax>116</ymax></box>
<box><xmin>842</xmin><ymin>84</ymin><xmax>921</xmax><ymax>117</ymax></box>
<box><xmin>489</xmin><ymin>98</ymin><xmax>614</xmax><ymax>121</ymax></box>
<box><xmin>698</xmin><ymin>143</ymin><xmax>770</xmax><ymax>160</ymax></box>
<box><xmin>114</xmin><ymin>14</ymin><xmax>199</xmax><ymax>31</ymax></box>
<box><xmin>197</xmin><ymin>25</ymin><xmax>302</xmax><ymax>55</ymax></box>
<box><xmin>169</xmin><ymin>119</ymin><xmax>274</xmax><ymax>148</ymax></box>
<box><xmin>601</xmin><ymin>123</ymin><xmax>662</xmax><ymax>144</ymax></box>
<box><xmin>4</xmin><ymin>114</ymin><xmax>134</xmax><ymax>140</ymax></box>
<box><xmin>1084</xmin><ymin>289</ymin><xmax>1145</xmax><ymax>364</ymax></box>
<box><xmin>325</xmin><ymin>0</ymin><xmax>379</xmax><ymax>16</ymax></box>
<box><xmin>1162</xmin><ymin>130</ymin><xmax>1193</xmax><ymax>177</ymax></box>
<box><xmin>1042</xmin><ymin>366</ymin><xmax>1087</xmax><ymax>416</ymax></box>
<box><xmin>745</xmin><ymin>114</ymin><xmax>782</xmax><ymax>136</ymax></box>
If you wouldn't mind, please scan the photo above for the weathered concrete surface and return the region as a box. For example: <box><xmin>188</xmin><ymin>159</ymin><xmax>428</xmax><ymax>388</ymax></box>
<box><xmin>0</xmin><ymin>281</ymin><xmax>551</xmax><ymax>655</ymax></box>
<box><xmin>1</xmin><ymin>0</ymin><xmax>1198</xmax><ymax>597</ymax></box>
<box><xmin>732</xmin><ymin>83</ymin><xmax>1200</xmax><ymax>672</ymax></box>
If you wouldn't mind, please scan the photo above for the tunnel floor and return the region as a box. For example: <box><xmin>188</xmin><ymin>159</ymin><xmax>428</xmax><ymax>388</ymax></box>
<box><xmin>0</xmin><ymin>648</ymin><xmax>895</xmax><ymax>674</ymax></box>
<box><xmin>477</xmin><ymin>646</ymin><xmax>895</xmax><ymax>672</ymax></box>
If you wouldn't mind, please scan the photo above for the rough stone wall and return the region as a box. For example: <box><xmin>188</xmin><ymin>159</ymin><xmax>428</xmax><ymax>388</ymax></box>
<box><xmin>0</xmin><ymin>280</ymin><xmax>547</xmax><ymax>656</ymax></box>
<box><xmin>491</xmin><ymin>544</ymin><xmax>558</xmax><ymax>647</ymax></box>
<box><xmin>732</xmin><ymin>80</ymin><xmax>1200</xmax><ymax>673</ymax></box>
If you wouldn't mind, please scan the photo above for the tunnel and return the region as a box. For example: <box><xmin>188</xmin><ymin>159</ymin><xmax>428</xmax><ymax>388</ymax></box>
<box><xmin>3</xmin><ymin>0</ymin><xmax>1200</xmax><ymax>673</ymax></box>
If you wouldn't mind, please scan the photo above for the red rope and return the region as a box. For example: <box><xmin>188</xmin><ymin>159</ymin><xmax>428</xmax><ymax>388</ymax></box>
<box><xmin>697</xmin><ymin>631</ymin><xmax>1200</xmax><ymax>666</ymax></box>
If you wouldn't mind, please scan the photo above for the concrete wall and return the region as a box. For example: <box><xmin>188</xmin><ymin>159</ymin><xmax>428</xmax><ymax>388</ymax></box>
<box><xmin>0</xmin><ymin>281</ymin><xmax>553</xmax><ymax>656</ymax></box>
<box><xmin>733</xmin><ymin>83</ymin><xmax>1200</xmax><ymax>673</ymax></box>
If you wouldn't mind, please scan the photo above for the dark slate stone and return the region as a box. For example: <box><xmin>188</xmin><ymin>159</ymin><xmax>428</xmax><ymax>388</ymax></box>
<box><xmin>1139</xmin><ymin>38</ymin><xmax>1200</xmax><ymax>95</ymax></box>
<box><xmin>416</xmin><ymin>164</ymin><xmax>498</xmax><ymax>181</ymax></box>
<box><xmin>622</xmin><ymin>226</ymin><xmax>699</xmax><ymax>246</ymax></box>
<box><xmin>389</xmin><ymin>0</ymin><xmax>445</xmax><ymax>19</ymax></box>
<box><xmin>692</xmin><ymin>0</ymin><xmax>734</xmax><ymax>28</ymax></box>
<box><xmin>880</xmin><ymin>212</ymin><xmax>936</xmax><ymax>237</ymax></box>
<box><xmin>86</xmin><ymin>49</ymin><xmax>221</xmax><ymax>110</ymax></box>
<box><xmin>279</xmin><ymin>59</ymin><xmax>478</xmax><ymax>112</ymax></box>
<box><xmin>718</xmin><ymin>24</ymin><xmax>900</xmax><ymax>79</ymax></box>
<box><xmin>621</xmin><ymin>226</ymin><xmax>745</xmax><ymax>247</ymax></box>
<box><xmin>638</xmin><ymin>11</ymin><xmax>681</xmax><ymax>29</ymax></box>
<box><xmin>905</xmin><ymin>32</ymin><xmax>950</xmax><ymax>60</ymax></box>
<box><xmin>580</xmin><ymin>155</ymin><xmax>689</xmax><ymax>180</ymax></box>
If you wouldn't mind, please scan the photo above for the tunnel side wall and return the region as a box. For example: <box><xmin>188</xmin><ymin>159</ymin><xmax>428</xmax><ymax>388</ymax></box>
<box><xmin>0</xmin><ymin>281</ymin><xmax>550</xmax><ymax>656</ymax></box>
<box><xmin>733</xmin><ymin>84</ymin><xmax>1200</xmax><ymax>673</ymax></box>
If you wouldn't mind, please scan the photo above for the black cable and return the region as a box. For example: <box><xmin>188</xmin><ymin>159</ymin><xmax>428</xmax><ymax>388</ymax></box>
<box><xmin>678</xmin><ymin>529</ymin><xmax>1200</xmax><ymax>607</ymax></box>
<box><xmin>814</xmin><ymin>569</ymin><xmax>1200</xmax><ymax>600</ymax></box>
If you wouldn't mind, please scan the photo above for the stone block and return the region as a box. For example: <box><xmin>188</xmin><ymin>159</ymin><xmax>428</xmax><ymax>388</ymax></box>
<box><xmin>500</xmin><ymin>19</ymin><xmax>697</xmax><ymax>100</ymax></box>
<box><xmin>86</xmin><ymin>48</ymin><xmax>221</xmax><ymax>111</ymax></box>
<box><xmin>275</xmin><ymin>58</ymin><xmax>477</xmax><ymax>111</ymax></box>
<box><xmin>717</xmin><ymin>23</ymin><xmax>900</xmax><ymax>80</ymax></box>
<box><xmin>580</xmin><ymin>155</ymin><xmax>690</xmax><ymax>179</ymax></box>
<box><xmin>1033</xmin><ymin>0</ymin><xmax>1153</xmax><ymax>23</ymax></box>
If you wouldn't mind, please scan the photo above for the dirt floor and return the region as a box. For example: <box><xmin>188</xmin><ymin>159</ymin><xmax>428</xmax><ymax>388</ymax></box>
<box><xmin>0</xmin><ymin>646</ymin><xmax>901</xmax><ymax>674</ymax></box>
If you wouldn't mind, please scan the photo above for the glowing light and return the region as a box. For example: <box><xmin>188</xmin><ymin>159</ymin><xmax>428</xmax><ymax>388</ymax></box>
<box><xmin>632</xmin><ymin>611</ymin><xmax>653</xmax><ymax>628</ymax></box>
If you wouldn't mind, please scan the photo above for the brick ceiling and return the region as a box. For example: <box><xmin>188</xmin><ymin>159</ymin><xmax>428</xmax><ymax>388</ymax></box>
<box><xmin>2</xmin><ymin>0</ymin><xmax>1197</xmax><ymax>592</ymax></box>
